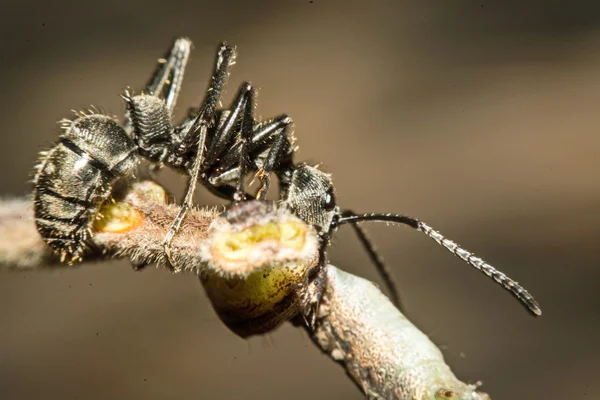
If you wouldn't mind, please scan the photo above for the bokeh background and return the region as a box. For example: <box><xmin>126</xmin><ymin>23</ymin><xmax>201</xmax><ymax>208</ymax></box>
<box><xmin>1</xmin><ymin>1</ymin><xmax>599</xmax><ymax>399</ymax></box>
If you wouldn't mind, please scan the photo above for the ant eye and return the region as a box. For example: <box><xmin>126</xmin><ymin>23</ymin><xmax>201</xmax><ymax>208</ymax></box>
<box><xmin>323</xmin><ymin>189</ymin><xmax>336</xmax><ymax>211</ymax></box>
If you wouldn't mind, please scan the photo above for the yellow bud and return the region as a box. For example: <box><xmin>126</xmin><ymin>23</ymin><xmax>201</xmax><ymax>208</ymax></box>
<box><xmin>93</xmin><ymin>201</ymin><xmax>143</xmax><ymax>233</ymax></box>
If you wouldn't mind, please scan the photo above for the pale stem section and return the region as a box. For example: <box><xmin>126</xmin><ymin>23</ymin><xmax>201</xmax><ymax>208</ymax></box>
<box><xmin>309</xmin><ymin>266</ymin><xmax>490</xmax><ymax>400</ymax></box>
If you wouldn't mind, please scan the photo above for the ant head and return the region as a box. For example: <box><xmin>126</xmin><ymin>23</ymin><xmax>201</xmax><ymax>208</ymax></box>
<box><xmin>122</xmin><ymin>91</ymin><xmax>171</xmax><ymax>146</ymax></box>
<box><xmin>285</xmin><ymin>164</ymin><xmax>338</xmax><ymax>237</ymax></box>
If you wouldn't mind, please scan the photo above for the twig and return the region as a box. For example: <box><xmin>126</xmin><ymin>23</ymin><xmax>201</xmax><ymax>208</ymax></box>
<box><xmin>0</xmin><ymin>180</ymin><xmax>220</xmax><ymax>270</ymax></box>
<box><xmin>0</xmin><ymin>196</ymin><xmax>53</xmax><ymax>268</ymax></box>
<box><xmin>0</xmin><ymin>181</ymin><xmax>490</xmax><ymax>399</ymax></box>
<box><xmin>308</xmin><ymin>266</ymin><xmax>489</xmax><ymax>400</ymax></box>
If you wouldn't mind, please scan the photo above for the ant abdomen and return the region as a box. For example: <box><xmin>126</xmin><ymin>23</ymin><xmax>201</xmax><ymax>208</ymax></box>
<box><xmin>33</xmin><ymin>113</ymin><xmax>138</xmax><ymax>263</ymax></box>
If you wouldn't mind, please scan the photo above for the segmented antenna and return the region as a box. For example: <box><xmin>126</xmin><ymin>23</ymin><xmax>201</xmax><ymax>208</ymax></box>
<box><xmin>337</xmin><ymin>213</ymin><xmax>542</xmax><ymax>316</ymax></box>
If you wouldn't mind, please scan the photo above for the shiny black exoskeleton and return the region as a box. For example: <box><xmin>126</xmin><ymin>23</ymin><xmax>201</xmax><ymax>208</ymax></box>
<box><xmin>33</xmin><ymin>38</ymin><xmax>295</xmax><ymax>264</ymax></box>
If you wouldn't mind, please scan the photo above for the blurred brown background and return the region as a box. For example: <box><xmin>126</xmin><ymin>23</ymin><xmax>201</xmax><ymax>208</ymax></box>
<box><xmin>0</xmin><ymin>1</ymin><xmax>598</xmax><ymax>399</ymax></box>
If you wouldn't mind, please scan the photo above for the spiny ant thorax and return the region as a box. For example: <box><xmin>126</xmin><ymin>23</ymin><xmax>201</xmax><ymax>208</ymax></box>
<box><xmin>124</xmin><ymin>93</ymin><xmax>180</xmax><ymax>166</ymax></box>
<box><xmin>126</xmin><ymin>94</ymin><xmax>172</xmax><ymax>143</ymax></box>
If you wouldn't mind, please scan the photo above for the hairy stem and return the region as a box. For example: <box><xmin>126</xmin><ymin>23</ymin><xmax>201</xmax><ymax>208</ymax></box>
<box><xmin>0</xmin><ymin>180</ymin><xmax>219</xmax><ymax>270</ymax></box>
<box><xmin>0</xmin><ymin>180</ymin><xmax>490</xmax><ymax>399</ymax></box>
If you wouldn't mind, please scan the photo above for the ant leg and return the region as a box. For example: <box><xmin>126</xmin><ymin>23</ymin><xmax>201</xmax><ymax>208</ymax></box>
<box><xmin>233</xmin><ymin>84</ymin><xmax>255</xmax><ymax>201</ymax></box>
<box><xmin>299</xmin><ymin>265</ymin><xmax>328</xmax><ymax>329</ymax></box>
<box><xmin>203</xmin><ymin>83</ymin><xmax>255</xmax><ymax>172</ymax></box>
<box><xmin>175</xmin><ymin>43</ymin><xmax>236</xmax><ymax>156</ymax></box>
<box><xmin>162</xmin><ymin>39</ymin><xmax>191</xmax><ymax>112</ymax></box>
<box><xmin>123</xmin><ymin>38</ymin><xmax>192</xmax><ymax>135</ymax></box>
<box><xmin>255</xmin><ymin>117</ymin><xmax>294</xmax><ymax>200</ymax></box>
<box><xmin>207</xmin><ymin>115</ymin><xmax>294</xmax><ymax>186</ymax></box>
<box><xmin>340</xmin><ymin>210</ymin><xmax>403</xmax><ymax>310</ymax></box>
<box><xmin>145</xmin><ymin>37</ymin><xmax>192</xmax><ymax>109</ymax></box>
<box><xmin>162</xmin><ymin>124</ymin><xmax>208</xmax><ymax>271</ymax></box>
<box><xmin>251</xmin><ymin>116</ymin><xmax>293</xmax><ymax>145</ymax></box>
<box><xmin>160</xmin><ymin>44</ymin><xmax>236</xmax><ymax>269</ymax></box>
<box><xmin>249</xmin><ymin>115</ymin><xmax>295</xmax><ymax>165</ymax></box>
<box><xmin>202</xmin><ymin>182</ymin><xmax>255</xmax><ymax>201</ymax></box>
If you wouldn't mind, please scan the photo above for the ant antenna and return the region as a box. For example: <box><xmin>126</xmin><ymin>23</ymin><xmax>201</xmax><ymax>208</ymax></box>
<box><xmin>336</xmin><ymin>213</ymin><xmax>542</xmax><ymax>317</ymax></box>
<box><xmin>340</xmin><ymin>210</ymin><xmax>403</xmax><ymax>310</ymax></box>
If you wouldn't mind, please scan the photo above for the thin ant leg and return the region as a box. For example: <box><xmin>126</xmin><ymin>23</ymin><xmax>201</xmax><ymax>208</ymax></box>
<box><xmin>161</xmin><ymin>44</ymin><xmax>235</xmax><ymax>269</ymax></box>
<box><xmin>337</xmin><ymin>213</ymin><xmax>542</xmax><ymax>316</ymax></box>
<box><xmin>123</xmin><ymin>38</ymin><xmax>192</xmax><ymax>135</ymax></box>
<box><xmin>197</xmin><ymin>94</ymin><xmax>296</xmax><ymax>201</ymax></box>
<box><xmin>175</xmin><ymin>43</ymin><xmax>236</xmax><ymax>156</ymax></box>
<box><xmin>202</xmin><ymin>83</ymin><xmax>255</xmax><ymax>171</ymax></box>
<box><xmin>202</xmin><ymin>114</ymin><xmax>292</xmax><ymax>199</ymax></box>
<box><xmin>163</xmin><ymin>39</ymin><xmax>192</xmax><ymax>111</ymax></box>
<box><xmin>145</xmin><ymin>37</ymin><xmax>192</xmax><ymax>107</ymax></box>
<box><xmin>340</xmin><ymin>210</ymin><xmax>403</xmax><ymax>310</ymax></box>
<box><xmin>255</xmin><ymin>117</ymin><xmax>293</xmax><ymax>200</ymax></box>
<box><xmin>122</xmin><ymin>39</ymin><xmax>191</xmax><ymax>272</ymax></box>
<box><xmin>234</xmin><ymin>84</ymin><xmax>255</xmax><ymax>201</ymax></box>
<box><xmin>201</xmin><ymin>181</ymin><xmax>239</xmax><ymax>200</ymax></box>
<box><xmin>298</xmin><ymin>264</ymin><xmax>328</xmax><ymax>330</ymax></box>
<box><xmin>250</xmin><ymin>115</ymin><xmax>294</xmax><ymax>149</ymax></box>
<box><xmin>180</xmin><ymin>82</ymin><xmax>257</xmax><ymax>201</ymax></box>
<box><xmin>162</xmin><ymin>123</ymin><xmax>208</xmax><ymax>270</ymax></box>
<box><xmin>163</xmin><ymin>92</ymin><xmax>256</xmax><ymax>267</ymax></box>
<box><xmin>209</xmin><ymin>115</ymin><xmax>294</xmax><ymax>185</ymax></box>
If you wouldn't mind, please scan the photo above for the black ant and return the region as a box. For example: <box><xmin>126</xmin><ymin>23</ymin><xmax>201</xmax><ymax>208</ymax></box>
<box><xmin>208</xmin><ymin>76</ymin><xmax>542</xmax><ymax>320</ymax></box>
<box><xmin>32</xmin><ymin>38</ymin><xmax>294</xmax><ymax>267</ymax></box>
